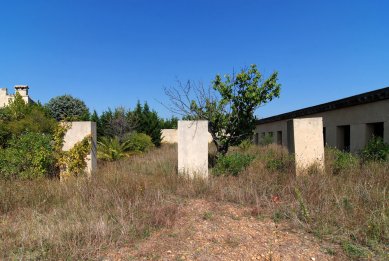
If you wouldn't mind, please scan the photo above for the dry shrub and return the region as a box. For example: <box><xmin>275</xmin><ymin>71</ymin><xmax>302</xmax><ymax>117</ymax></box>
<box><xmin>0</xmin><ymin>143</ymin><xmax>388</xmax><ymax>259</ymax></box>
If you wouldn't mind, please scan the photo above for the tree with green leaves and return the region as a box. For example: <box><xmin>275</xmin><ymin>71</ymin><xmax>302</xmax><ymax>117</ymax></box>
<box><xmin>45</xmin><ymin>95</ymin><xmax>90</xmax><ymax>121</ymax></box>
<box><xmin>0</xmin><ymin>93</ymin><xmax>56</xmax><ymax>148</ymax></box>
<box><xmin>133</xmin><ymin>101</ymin><xmax>162</xmax><ymax>147</ymax></box>
<box><xmin>165</xmin><ymin>64</ymin><xmax>281</xmax><ymax>155</ymax></box>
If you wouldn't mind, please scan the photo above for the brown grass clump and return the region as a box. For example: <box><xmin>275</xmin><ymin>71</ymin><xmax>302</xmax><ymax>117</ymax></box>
<box><xmin>0</xmin><ymin>143</ymin><xmax>388</xmax><ymax>259</ymax></box>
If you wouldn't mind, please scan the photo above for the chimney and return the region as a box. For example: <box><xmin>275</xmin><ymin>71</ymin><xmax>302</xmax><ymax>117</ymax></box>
<box><xmin>14</xmin><ymin>85</ymin><xmax>29</xmax><ymax>96</ymax></box>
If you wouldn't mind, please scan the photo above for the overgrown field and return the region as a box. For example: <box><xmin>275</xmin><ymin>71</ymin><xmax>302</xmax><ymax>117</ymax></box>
<box><xmin>0</xmin><ymin>144</ymin><xmax>388</xmax><ymax>260</ymax></box>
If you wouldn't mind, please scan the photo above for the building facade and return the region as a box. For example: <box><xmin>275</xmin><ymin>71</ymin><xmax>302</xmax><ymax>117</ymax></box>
<box><xmin>0</xmin><ymin>85</ymin><xmax>33</xmax><ymax>107</ymax></box>
<box><xmin>255</xmin><ymin>87</ymin><xmax>389</xmax><ymax>153</ymax></box>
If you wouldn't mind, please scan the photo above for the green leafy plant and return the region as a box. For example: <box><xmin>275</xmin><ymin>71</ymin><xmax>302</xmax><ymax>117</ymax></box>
<box><xmin>327</xmin><ymin>147</ymin><xmax>359</xmax><ymax>175</ymax></box>
<box><xmin>213</xmin><ymin>153</ymin><xmax>254</xmax><ymax>176</ymax></box>
<box><xmin>97</xmin><ymin>136</ymin><xmax>131</xmax><ymax>161</ymax></box>
<box><xmin>125</xmin><ymin>132</ymin><xmax>154</xmax><ymax>153</ymax></box>
<box><xmin>0</xmin><ymin>132</ymin><xmax>55</xmax><ymax>179</ymax></box>
<box><xmin>54</xmin><ymin>123</ymin><xmax>92</xmax><ymax>178</ymax></box>
<box><xmin>361</xmin><ymin>137</ymin><xmax>389</xmax><ymax>162</ymax></box>
<box><xmin>260</xmin><ymin>133</ymin><xmax>274</xmax><ymax>146</ymax></box>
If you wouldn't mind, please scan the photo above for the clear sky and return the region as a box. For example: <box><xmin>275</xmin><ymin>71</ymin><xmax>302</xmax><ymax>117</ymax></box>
<box><xmin>1</xmin><ymin>0</ymin><xmax>388</xmax><ymax>119</ymax></box>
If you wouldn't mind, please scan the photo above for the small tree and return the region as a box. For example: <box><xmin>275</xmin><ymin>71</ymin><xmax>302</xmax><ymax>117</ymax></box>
<box><xmin>165</xmin><ymin>64</ymin><xmax>280</xmax><ymax>155</ymax></box>
<box><xmin>46</xmin><ymin>95</ymin><xmax>90</xmax><ymax>121</ymax></box>
<box><xmin>133</xmin><ymin>101</ymin><xmax>163</xmax><ymax>147</ymax></box>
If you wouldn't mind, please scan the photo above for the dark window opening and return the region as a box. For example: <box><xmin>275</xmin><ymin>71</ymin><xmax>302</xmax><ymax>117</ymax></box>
<box><xmin>323</xmin><ymin>127</ymin><xmax>327</xmax><ymax>146</ymax></box>
<box><xmin>255</xmin><ymin>133</ymin><xmax>259</xmax><ymax>145</ymax></box>
<box><xmin>277</xmin><ymin>131</ymin><xmax>282</xmax><ymax>145</ymax></box>
<box><xmin>337</xmin><ymin>125</ymin><xmax>350</xmax><ymax>152</ymax></box>
<box><xmin>367</xmin><ymin>122</ymin><xmax>384</xmax><ymax>140</ymax></box>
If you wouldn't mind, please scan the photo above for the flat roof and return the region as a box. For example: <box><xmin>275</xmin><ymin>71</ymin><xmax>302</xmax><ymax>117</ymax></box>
<box><xmin>256</xmin><ymin>86</ymin><xmax>389</xmax><ymax>124</ymax></box>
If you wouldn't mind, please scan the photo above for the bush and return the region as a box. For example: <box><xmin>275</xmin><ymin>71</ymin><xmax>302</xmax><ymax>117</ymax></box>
<box><xmin>0</xmin><ymin>94</ymin><xmax>56</xmax><ymax>148</ymax></box>
<box><xmin>213</xmin><ymin>153</ymin><xmax>255</xmax><ymax>176</ymax></box>
<box><xmin>327</xmin><ymin>148</ymin><xmax>359</xmax><ymax>175</ymax></box>
<box><xmin>46</xmin><ymin>95</ymin><xmax>90</xmax><ymax>121</ymax></box>
<box><xmin>125</xmin><ymin>133</ymin><xmax>154</xmax><ymax>153</ymax></box>
<box><xmin>361</xmin><ymin>137</ymin><xmax>389</xmax><ymax>162</ymax></box>
<box><xmin>97</xmin><ymin>136</ymin><xmax>130</xmax><ymax>161</ymax></box>
<box><xmin>0</xmin><ymin>133</ymin><xmax>55</xmax><ymax>179</ymax></box>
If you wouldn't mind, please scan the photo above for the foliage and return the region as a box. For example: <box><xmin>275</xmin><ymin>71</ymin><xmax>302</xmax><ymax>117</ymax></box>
<box><xmin>98</xmin><ymin>107</ymin><xmax>137</xmax><ymax>140</ymax></box>
<box><xmin>361</xmin><ymin>136</ymin><xmax>389</xmax><ymax>162</ymax></box>
<box><xmin>0</xmin><ymin>132</ymin><xmax>55</xmax><ymax>179</ymax></box>
<box><xmin>97</xmin><ymin>136</ymin><xmax>131</xmax><ymax>161</ymax></box>
<box><xmin>165</xmin><ymin>64</ymin><xmax>281</xmax><ymax>155</ymax></box>
<box><xmin>59</xmin><ymin>136</ymin><xmax>92</xmax><ymax>179</ymax></box>
<box><xmin>238</xmin><ymin>139</ymin><xmax>252</xmax><ymax>151</ymax></box>
<box><xmin>133</xmin><ymin>101</ymin><xmax>162</xmax><ymax>147</ymax></box>
<box><xmin>45</xmin><ymin>95</ymin><xmax>90</xmax><ymax>121</ymax></box>
<box><xmin>259</xmin><ymin>133</ymin><xmax>273</xmax><ymax>146</ymax></box>
<box><xmin>161</xmin><ymin>116</ymin><xmax>179</xmax><ymax>129</ymax></box>
<box><xmin>97</xmin><ymin>133</ymin><xmax>154</xmax><ymax>161</ymax></box>
<box><xmin>327</xmin><ymin>148</ymin><xmax>359</xmax><ymax>175</ymax></box>
<box><xmin>125</xmin><ymin>132</ymin><xmax>154</xmax><ymax>153</ymax></box>
<box><xmin>54</xmin><ymin>123</ymin><xmax>92</xmax><ymax>178</ymax></box>
<box><xmin>213</xmin><ymin>152</ymin><xmax>255</xmax><ymax>176</ymax></box>
<box><xmin>0</xmin><ymin>93</ymin><xmax>56</xmax><ymax>148</ymax></box>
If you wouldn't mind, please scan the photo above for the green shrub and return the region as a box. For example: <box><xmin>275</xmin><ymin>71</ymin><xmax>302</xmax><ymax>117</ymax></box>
<box><xmin>259</xmin><ymin>133</ymin><xmax>273</xmax><ymax>146</ymax></box>
<box><xmin>213</xmin><ymin>153</ymin><xmax>255</xmax><ymax>176</ymax></box>
<box><xmin>0</xmin><ymin>133</ymin><xmax>55</xmax><ymax>179</ymax></box>
<box><xmin>0</xmin><ymin>95</ymin><xmax>56</xmax><ymax>148</ymax></box>
<box><xmin>97</xmin><ymin>136</ymin><xmax>130</xmax><ymax>161</ymax></box>
<box><xmin>125</xmin><ymin>133</ymin><xmax>154</xmax><ymax>153</ymax></box>
<box><xmin>327</xmin><ymin>148</ymin><xmax>359</xmax><ymax>175</ymax></box>
<box><xmin>238</xmin><ymin>139</ymin><xmax>252</xmax><ymax>151</ymax></box>
<box><xmin>361</xmin><ymin>137</ymin><xmax>389</xmax><ymax>162</ymax></box>
<box><xmin>263</xmin><ymin>147</ymin><xmax>294</xmax><ymax>172</ymax></box>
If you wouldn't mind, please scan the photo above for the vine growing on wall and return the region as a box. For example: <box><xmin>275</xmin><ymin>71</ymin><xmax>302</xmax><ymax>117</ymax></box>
<box><xmin>54</xmin><ymin>122</ymin><xmax>92</xmax><ymax>179</ymax></box>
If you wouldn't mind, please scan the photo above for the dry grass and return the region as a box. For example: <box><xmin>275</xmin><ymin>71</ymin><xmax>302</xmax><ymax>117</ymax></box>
<box><xmin>0</xmin><ymin>144</ymin><xmax>388</xmax><ymax>259</ymax></box>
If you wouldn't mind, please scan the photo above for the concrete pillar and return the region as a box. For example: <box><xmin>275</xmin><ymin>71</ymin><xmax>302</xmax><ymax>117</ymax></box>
<box><xmin>385</xmin><ymin>121</ymin><xmax>389</xmax><ymax>144</ymax></box>
<box><xmin>350</xmin><ymin>124</ymin><xmax>368</xmax><ymax>153</ymax></box>
<box><xmin>287</xmin><ymin>118</ymin><xmax>325</xmax><ymax>176</ymax></box>
<box><xmin>178</xmin><ymin>120</ymin><xmax>208</xmax><ymax>178</ymax></box>
<box><xmin>62</xmin><ymin>121</ymin><xmax>97</xmax><ymax>176</ymax></box>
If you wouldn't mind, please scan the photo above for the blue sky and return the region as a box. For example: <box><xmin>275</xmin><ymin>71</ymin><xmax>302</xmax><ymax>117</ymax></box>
<box><xmin>0</xmin><ymin>0</ymin><xmax>388</xmax><ymax>119</ymax></box>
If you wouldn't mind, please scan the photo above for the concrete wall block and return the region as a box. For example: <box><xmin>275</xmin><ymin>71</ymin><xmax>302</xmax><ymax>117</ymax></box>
<box><xmin>178</xmin><ymin>120</ymin><xmax>208</xmax><ymax>178</ymax></box>
<box><xmin>63</xmin><ymin>121</ymin><xmax>97</xmax><ymax>176</ymax></box>
<box><xmin>287</xmin><ymin>118</ymin><xmax>325</xmax><ymax>176</ymax></box>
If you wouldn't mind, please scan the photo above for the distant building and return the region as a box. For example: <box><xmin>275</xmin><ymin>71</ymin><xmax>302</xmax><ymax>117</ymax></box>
<box><xmin>255</xmin><ymin>87</ymin><xmax>389</xmax><ymax>153</ymax></box>
<box><xmin>0</xmin><ymin>85</ymin><xmax>34</xmax><ymax>107</ymax></box>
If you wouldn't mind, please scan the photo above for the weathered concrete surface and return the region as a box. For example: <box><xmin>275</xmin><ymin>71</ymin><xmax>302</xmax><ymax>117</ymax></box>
<box><xmin>162</xmin><ymin>128</ymin><xmax>213</xmax><ymax>143</ymax></box>
<box><xmin>63</xmin><ymin>121</ymin><xmax>97</xmax><ymax>176</ymax></box>
<box><xmin>287</xmin><ymin>118</ymin><xmax>325</xmax><ymax>176</ymax></box>
<box><xmin>178</xmin><ymin>121</ymin><xmax>208</xmax><ymax>178</ymax></box>
<box><xmin>161</xmin><ymin>129</ymin><xmax>178</xmax><ymax>143</ymax></box>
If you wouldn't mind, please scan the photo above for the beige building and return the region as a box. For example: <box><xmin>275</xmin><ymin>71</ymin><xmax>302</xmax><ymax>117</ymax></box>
<box><xmin>255</xmin><ymin>87</ymin><xmax>389</xmax><ymax>153</ymax></box>
<box><xmin>0</xmin><ymin>85</ymin><xmax>33</xmax><ymax>107</ymax></box>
